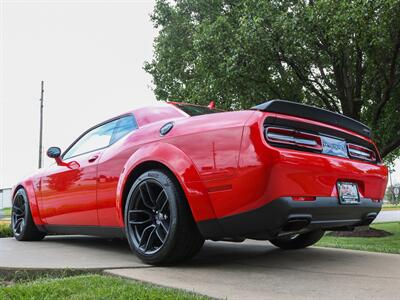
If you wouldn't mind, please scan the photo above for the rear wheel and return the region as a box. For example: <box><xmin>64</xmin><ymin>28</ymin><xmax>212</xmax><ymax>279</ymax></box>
<box><xmin>12</xmin><ymin>188</ymin><xmax>46</xmax><ymax>241</ymax></box>
<box><xmin>269</xmin><ymin>230</ymin><xmax>325</xmax><ymax>250</ymax></box>
<box><xmin>124</xmin><ymin>169</ymin><xmax>204</xmax><ymax>265</ymax></box>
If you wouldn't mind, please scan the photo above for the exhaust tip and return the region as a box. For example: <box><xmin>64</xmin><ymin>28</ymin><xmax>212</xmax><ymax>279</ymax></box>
<box><xmin>359</xmin><ymin>212</ymin><xmax>378</xmax><ymax>225</ymax></box>
<box><xmin>283</xmin><ymin>216</ymin><xmax>311</xmax><ymax>231</ymax></box>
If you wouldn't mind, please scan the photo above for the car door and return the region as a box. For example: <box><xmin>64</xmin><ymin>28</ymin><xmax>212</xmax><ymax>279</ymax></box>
<box><xmin>96</xmin><ymin>115</ymin><xmax>139</xmax><ymax>226</ymax></box>
<box><xmin>39</xmin><ymin>119</ymin><xmax>119</xmax><ymax>226</ymax></box>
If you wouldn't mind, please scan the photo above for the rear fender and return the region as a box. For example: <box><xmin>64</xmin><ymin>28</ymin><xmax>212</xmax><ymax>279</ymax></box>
<box><xmin>116</xmin><ymin>142</ymin><xmax>217</xmax><ymax>226</ymax></box>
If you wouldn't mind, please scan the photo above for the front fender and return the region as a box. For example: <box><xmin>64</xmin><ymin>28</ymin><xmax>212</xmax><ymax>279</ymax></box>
<box><xmin>11</xmin><ymin>178</ymin><xmax>44</xmax><ymax>226</ymax></box>
<box><xmin>115</xmin><ymin>142</ymin><xmax>217</xmax><ymax>226</ymax></box>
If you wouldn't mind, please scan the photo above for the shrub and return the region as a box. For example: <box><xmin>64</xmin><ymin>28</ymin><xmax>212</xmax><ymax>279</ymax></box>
<box><xmin>0</xmin><ymin>224</ymin><xmax>12</xmax><ymax>238</ymax></box>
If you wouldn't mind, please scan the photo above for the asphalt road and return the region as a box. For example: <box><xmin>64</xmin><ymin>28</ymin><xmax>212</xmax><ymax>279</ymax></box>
<box><xmin>1</xmin><ymin>236</ymin><xmax>399</xmax><ymax>299</ymax></box>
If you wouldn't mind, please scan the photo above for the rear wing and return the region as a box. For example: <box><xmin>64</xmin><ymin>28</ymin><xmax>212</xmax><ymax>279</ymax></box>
<box><xmin>252</xmin><ymin>100</ymin><xmax>372</xmax><ymax>139</ymax></box>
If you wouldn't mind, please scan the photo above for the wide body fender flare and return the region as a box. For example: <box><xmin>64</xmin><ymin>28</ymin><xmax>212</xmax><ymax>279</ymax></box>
<box><xmin>115</xmin><ymin>142</ymin><xmax>217</xmax><ymax>226</ymax></box>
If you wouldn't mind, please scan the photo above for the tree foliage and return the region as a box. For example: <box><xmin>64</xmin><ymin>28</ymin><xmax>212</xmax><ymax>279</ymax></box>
<box><xmin>145</xmin><ymin>0</ymin><xmax>400</xmax><ymax>161</ymax></box>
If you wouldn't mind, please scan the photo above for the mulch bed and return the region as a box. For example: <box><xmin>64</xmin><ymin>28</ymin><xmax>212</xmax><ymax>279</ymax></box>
<box><xmin>326</xmin><ymin>226</ymin><xmax>393</xmax><ymax>238</ymax></box>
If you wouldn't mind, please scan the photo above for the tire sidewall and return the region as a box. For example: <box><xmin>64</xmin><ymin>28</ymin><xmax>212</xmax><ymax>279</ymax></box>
<box><xmin>270</xmin><ymin>230</ymin><xmax>325</xmax><ymax>250</ymax></box>
<box><xmin>124</xmin><ymin>170</ymin><xmax>180</xmax><ymax>264</ymax></box>
<box><xmin>12</xmin><ymin>189</ymin><xmax>29</xmax><ymax>241</ymax></box>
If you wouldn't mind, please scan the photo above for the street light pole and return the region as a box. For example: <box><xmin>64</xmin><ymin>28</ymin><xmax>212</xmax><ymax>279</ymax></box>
<box><xmin>38</xmin><ymin>81</ymin><xmax>44</xmax><ymax>168</ymax></box>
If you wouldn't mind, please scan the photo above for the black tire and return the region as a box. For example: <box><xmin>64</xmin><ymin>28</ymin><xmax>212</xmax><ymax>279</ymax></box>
<box><xmin>124</xmin><ymin>169</ymin><xmax>204</xmax><ymax>265</ymax></box>
<box><xmin>269</xmin><ymin>230</ymin><xmax>325</xmax><ymax>250</ymax></box>
<box><xmin>12</xmin><ymin>188</ymin><xmax>46</xmax><ymax>241</ymax></box>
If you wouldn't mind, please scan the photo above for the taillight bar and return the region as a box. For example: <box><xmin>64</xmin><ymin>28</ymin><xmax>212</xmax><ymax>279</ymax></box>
<box><xmin>347</xmin><ymin>143</ymin><xmax>376</xmax><ymax>162</ymax></box>
<box><xmin>265</xmin><ymin>127</ymin><xmax>323</xmax><ymax>151</ymax></box>
<box><xmin>264</xmin><ymin>126</ymin><xmax>378</xmax><ymax>163</ymax></box>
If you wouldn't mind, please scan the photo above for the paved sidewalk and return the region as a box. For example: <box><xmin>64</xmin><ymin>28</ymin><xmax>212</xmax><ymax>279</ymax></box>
<box><xmin>0</xmin><ymin>236</ymin><xmax>147</xmax><ymax>269</ymax></box>
<box><xmin>374</xmin><ymin>210</ymin><xmax>400</xmax><ymax>223</ymax></box>
<box><xmin>1</xmin><ymin>236</ymin><xmax>399</xmax><ymax>299</ymax></box>
<box><xmin>107</xmin><ymin>241</ymin><xmax>400</xmax><ymax>300</ymax></box>
<box><xmin>106</xmin><ymin>242</ymin><xmax>400</xmax><ymax>300</ymax></box>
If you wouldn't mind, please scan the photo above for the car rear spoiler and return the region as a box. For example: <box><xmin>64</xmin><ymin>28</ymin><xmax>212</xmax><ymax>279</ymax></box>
<box><xmin>251</xmin><ymin>100</ymin><xmax>372</xmax><ymax>139</ymax></box>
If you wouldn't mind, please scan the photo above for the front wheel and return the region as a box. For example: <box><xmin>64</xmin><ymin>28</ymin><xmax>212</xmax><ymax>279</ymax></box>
<box><xmin>12</xmin><ymin>188</ymin><xmax>46</xmax><ymax>241</ymax></box>
<box><xmin>269</xmin><ymin>230</ymin><xmax>325</xmax><ymax>250</ymax></box>
<box><xmin>124</xmin><ymin>169</ymin><xmax>204</xmax><ymax>265</ymax></box>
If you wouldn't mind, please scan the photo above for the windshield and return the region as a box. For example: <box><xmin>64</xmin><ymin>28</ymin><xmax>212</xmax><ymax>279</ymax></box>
<box><xmin>175</xmin><ymin>104</ymin><xmax>224</xmax><ymax>116</ymax></box>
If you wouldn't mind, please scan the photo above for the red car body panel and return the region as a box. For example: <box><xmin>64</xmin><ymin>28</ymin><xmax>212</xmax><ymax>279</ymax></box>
<box><xmin>12</xmin><ymin>101</ymin><xmax>388</xmax><ymax>239</ymax></box>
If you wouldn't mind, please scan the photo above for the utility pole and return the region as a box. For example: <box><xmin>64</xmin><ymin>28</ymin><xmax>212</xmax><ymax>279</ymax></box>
<box><xmin>38</xmin><ymin>81</ymin><xmax>44</xmax><ymax>168</ymax></box>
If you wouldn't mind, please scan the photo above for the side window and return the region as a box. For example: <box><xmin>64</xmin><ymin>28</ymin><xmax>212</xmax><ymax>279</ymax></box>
<box><xmin>63</xmin><ymin>119</ymin><xmax>119</xmax><ymax>159</ymax></box>
<box><xmin>110</xmin><ymin>115</ymin><xmax>138</xmax><ymax>144</ymax></box>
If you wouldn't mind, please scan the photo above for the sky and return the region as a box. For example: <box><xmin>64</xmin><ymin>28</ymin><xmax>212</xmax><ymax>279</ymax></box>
<box><xmin>0</xmin><ymin>0</ymin><xmax>399</xmax><ymax>188</ymax></box>
<box><xmin>0</xmin><ymin>0</ymin><xmax>158</xmax><ymax>188</ymax></box>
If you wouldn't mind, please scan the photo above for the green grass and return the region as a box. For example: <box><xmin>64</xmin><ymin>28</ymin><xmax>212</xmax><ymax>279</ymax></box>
<box><xmin>1</xmin><ymin>208</ymin><xmax>11</xmax><ymax>217</ymax></box>
<box><xmin>0</xmin><ymin>269</ymin><xmax>95</xmax><ymax>287</ymax></box>
<box><xmin>0</xmin><ymin>223</ymin><xmax>12</xmax><ymax>238</ymax></box>
<box><xmin>382</xmin><ymin>204</ymin><xmax>400</xmax><ymax>211</ymax></box>
<box><xmin>0</xmin><ymin>274</ymin><xmax>207</xmax><ymax>300</ymax></box>
<box><xmin>317</xmin><ymin>222</ymin><xmax>400</xmax><ymax>254</ymax></box>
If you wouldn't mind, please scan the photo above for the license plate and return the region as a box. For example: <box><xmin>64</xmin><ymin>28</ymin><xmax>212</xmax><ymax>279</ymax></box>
<box><xmin>337</xmin><ymin>182</ymin><xmax>360</xmax><ymax>205</ymax></box>
<box><xmin>321</xmin><ymin>136</ymin><xmax>348</xmax><ymax>158</ymax></box>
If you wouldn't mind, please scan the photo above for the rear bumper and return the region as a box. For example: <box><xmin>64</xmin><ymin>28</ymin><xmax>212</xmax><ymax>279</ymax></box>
<box><xmin>197</xmin><ymin>197</ymin><xmax>382</xmax><ymax>239</ymax></box>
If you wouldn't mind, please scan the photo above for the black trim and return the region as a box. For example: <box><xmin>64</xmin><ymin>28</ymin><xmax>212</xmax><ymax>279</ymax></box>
<box><xmin>264</xmin><ymin>116</ymin><xmax>375</xmax><ymax>150</ymax></box>
<box><xmin>252</xmin><ymin>100</ymin><xmax>372</xmax><ymax>139</ymax></box>
<box><xmin>264</xmin><ymin>116</ymin><xmax>380</xmax><ymax>163</ymax></box>
<box><xmin>41</xmin><ymin>225</ymin><xmax>126</xmax><ymax>238</ymax></box>
<box><xmin>197</xmin><ymin>197</ymin><xmax>381</xmax><ymax>240</ymax></box>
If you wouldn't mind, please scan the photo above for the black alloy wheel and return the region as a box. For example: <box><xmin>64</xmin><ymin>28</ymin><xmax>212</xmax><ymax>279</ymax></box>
<box><xmin>12</xmin><ymin>192</ymin><xmax>26</xmax><ymax>237</ymax></box>
<box><xmin>127</xmin><ymin>179</ymin><xmax>171</xmax><ymax>254</ymax></box>
<box><xmin>125</xmin><ymin>169</ymin><xmax>204</xmax><ymax>265</ymax></box>
<box><xmin>11</xmin><ymin>188</ymin><xmax>46</xmax><ymax>241</ymax></box>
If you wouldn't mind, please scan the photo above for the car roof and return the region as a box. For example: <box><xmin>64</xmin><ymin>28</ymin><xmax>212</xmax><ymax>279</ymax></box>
<box><xmin>108</xmin><ymin>101</ymin><xmax>220</xmax><ymax>128</ymax></box>
<box><xmin>130</xmin><ymin>102</ymin><xmax>188</xmax><ymax>127</ymax></box>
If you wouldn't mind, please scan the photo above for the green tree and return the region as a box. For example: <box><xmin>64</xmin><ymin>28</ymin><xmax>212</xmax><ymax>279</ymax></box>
<box><xmin>145</xmin><ymin>0</ymin><xmax>400</xmax><ymax>161</ymax></box>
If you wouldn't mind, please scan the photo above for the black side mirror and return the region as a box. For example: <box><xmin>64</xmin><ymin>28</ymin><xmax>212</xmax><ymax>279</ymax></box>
<box><xmin>47</xmin><ymin>147</ymin><xmax>61</xmax><ymax>158</ymax></box>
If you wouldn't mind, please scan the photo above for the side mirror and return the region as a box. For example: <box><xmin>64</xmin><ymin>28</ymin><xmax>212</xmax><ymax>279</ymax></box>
<box><xmin>47</xmin><ymin>147</ymin><xmax>61</xmax><ymax>158</ymax></box>
<box><xmin>46</xmin><ymin>146</ymin><xmax>80</xmax><ymax>169</ymax></box>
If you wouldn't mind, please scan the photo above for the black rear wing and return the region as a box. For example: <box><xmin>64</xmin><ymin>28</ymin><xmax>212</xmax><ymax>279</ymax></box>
<box><xmin>252</xmin><ymin>100</ymin><xmax>372</xmax><ymax>139</ymax></box>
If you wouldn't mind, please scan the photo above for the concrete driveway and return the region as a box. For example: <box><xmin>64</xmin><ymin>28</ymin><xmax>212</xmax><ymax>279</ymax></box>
<box><xmin>375</xmin><ymin>210</ymin><xmax>400</xmax><ymax>223</ymax></box>
<box><xmin>1</xmin><ymin>236</ymin><xmax>399</xmax><ymax>299</ymax></box>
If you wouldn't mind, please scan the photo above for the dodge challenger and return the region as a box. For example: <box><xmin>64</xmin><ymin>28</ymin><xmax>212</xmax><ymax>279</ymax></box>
<box><xmin>11</xmin><ymin>100</ymin><xmax>388</xmax><ymax>264</ymax></box>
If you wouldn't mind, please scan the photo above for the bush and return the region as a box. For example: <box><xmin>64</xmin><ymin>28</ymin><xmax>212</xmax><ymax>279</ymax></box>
<box><xmin>0</xmin><ymin>224</ymin><xmax>12</xmax><ymax>238</ymax></box>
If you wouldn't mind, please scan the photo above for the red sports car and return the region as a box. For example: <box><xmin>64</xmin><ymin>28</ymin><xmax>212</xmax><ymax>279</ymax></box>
<box><xmin>11</xmin><ymin>100</ymin><xmax>388</xmax><ymax>264</ymax></box>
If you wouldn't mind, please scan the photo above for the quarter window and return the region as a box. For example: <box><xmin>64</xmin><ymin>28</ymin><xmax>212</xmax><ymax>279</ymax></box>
<box><xmin>110</xmin><ymin>115</ymin><xmax>138</xmax><ymax>144</ymax></box>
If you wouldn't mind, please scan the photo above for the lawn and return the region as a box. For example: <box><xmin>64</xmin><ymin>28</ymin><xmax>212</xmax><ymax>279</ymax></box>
<box><xmin>1</xmin><ymin>208</ymin><xmax>11</xmax><ymax>217</ymax></box>
<box><xmin>0</xmin><ymin>274</ymin><xmax>208</xmax><ymax>300</ymax></box>
<box><xmin>382</xmin><ymin>204</ymin><xmax>400</xmax><ymax>211</ymax></box>
<box><xmin>317</xmin><ymin>222</ymin><xmax>400</xmax><ymax>254</ymax></box>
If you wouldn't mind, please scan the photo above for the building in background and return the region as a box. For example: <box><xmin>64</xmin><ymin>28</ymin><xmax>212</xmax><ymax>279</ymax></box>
<box><xmin>0</xmin><ymin>188</ymin><xmax>12</xmax><ymax>209</ymax></box>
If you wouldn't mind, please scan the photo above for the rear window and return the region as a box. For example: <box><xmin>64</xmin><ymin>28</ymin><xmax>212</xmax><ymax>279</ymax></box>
<box><xmin>175</xmin><ymin>104</ymin><xmax>224</xmax><ymax>116</ymax></box>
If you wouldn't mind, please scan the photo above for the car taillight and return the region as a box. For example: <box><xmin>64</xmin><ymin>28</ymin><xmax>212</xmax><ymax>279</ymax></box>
<box><xmin>347</xmin><ymin>143</ymin><xmax>376</xmax><ymax>162</ymax></box>
<box><xmin>265</xmin><ymin>127</ymin><xmax>322</xmax><ymax>151</ymax></box>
